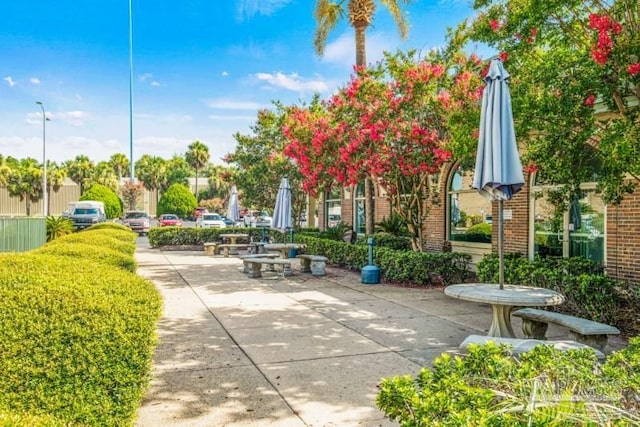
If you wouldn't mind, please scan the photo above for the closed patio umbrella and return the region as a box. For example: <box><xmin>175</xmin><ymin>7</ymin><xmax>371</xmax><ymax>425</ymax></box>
<box><xmin>226</xmin><ymin>185</ymin><xmax>240</xmax><ymax>225</ymax></box>
<box><xmin>473</xmin><ymin>58</ymin><xmax>524</xmax><ymax>289</ymax></box>
<box><xmin>272</xmin><ymin>177</ymin><xmax>292</xmax><ymax>240</ymax></box>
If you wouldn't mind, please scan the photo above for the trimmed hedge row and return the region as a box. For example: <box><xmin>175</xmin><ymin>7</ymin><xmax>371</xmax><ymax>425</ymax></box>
<box><xmin>477</xmin><ymin>254</ymin><xmax>640</xmax><ymax>335</ymax></box>
<box><xmin>0</xmin><ymin>224</ymin><xmax>162</xmax><ymax>426</ymax></box>
<box><xmin>147</xmin><ymin>227</ymin><xmax>472</xmax><ymax>286</ymax></box>
<box><xmin>295</xmin><ymin>234</ymin><xmax>471</xmax><ymax>286</ymax></box>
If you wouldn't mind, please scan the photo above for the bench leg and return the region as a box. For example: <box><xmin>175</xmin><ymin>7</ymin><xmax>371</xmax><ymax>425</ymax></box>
<box><xmin>223</xmin><ymin>247</ymin><xmax>230</xmax><ymax>257</ymax></box>
<box><xmin>247</xmin><ymin>263</ymin><xmax>262</xmax><ymax>278</ymax></box>
<box><xmin>569</xmin><ymin>332</ymin><xmax>608</xmax><ymax>352</ymax></box>
<box><xmin>283</xmin><ymin>263</ymin><xmax>293</xmax><ymax>276</ymax></box>
<box><xmin>204</xmin><ymin>245</ymin><xmax>216</xmax><ymax>256</ymax></box>
<box><xmin>300</xmin><ymin>258</ymin><xmax>311</xmax><ymax>273</ymax></box>
<box><xmin>521</xmin><ymin>319</ymin><xmax>548</xmax><ymax>340</ymax></box>
<box><xmin>310</xmin><ymin>261</ymin><xmax>326</xmax><ymax>276</ymax></box>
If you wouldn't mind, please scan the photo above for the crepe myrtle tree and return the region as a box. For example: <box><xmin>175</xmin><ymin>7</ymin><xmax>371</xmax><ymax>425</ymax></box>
<box><xmin>449</xmin><ymin>0</ymin><xmax>640</xmax><ymax>206</ymax></box>
<box><xmin>283</xmin><ymin>50</ymin><xmax>484</xmax><ymax>250</ymax></box>
<box><xmin>225</xmin><ymin>104</ymin><xmax>306</xmax><ymax>227</ymax></box>
<box><xmin>313</xmin><ymin>0</ymin><xmax>413</xmax><ymax>235</ymax></box>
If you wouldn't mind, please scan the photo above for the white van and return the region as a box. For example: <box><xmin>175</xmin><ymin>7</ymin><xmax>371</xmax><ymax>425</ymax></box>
<box><xmin>69</xmin><ymin>201</ymin><xmax>106</xmax><ymax>230</ymax></box>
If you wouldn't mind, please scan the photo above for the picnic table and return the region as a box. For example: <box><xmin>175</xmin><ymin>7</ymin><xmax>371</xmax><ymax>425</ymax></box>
<box><xmin>444</xmin><ymin>283</ymin><xmax>565</xmax><ymax>338</ymax></box>
<box><xmin>263</xmin><ymin>243</ymin><xmax>306</xmax><ymax>259</ymax></box>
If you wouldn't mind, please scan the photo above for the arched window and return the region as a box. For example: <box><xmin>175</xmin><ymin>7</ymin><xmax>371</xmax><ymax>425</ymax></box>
<box><xmin>325</xmin><ymin>187</ymin><xmax>342</xmax><ymax>228</ymax></box>
<box><xmin>447</xmin><ymin>166</ymin><xmax>493</xmax><ymax>244</ymax></box>
<box><xmin>530</xmin><ymin>176</ymin><xmax>605</xmax><ymax>262</ymax></box>
<box><xmin>354</xmin><ymin>182</ymin><xmax>366</xmax><ymax>235</ymax></box>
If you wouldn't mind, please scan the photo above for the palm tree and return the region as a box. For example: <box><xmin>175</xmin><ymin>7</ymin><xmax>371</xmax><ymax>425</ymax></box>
<box><xmin>314</xmin><ymin>0</ymin><xmax>411</xmax><ymax>234</ymax></box>
<box><xmin>185</xmin><ymin>140</ymin><xmax>210</xmax><ymax>199</ymax></box>
<box><xmin>109</xmin><ymin>153</ymin><xmax>130</xmax><ymax>181</ymax></box>
<box><xmin>135</xmin><ymin>155</ymin><xmax>167</xmax><ymax>204</ymax></box>
<box><xmin>64</xmin><ymin>155</ymin><xmax>94</xmax><ymax>195</ymax></box>
<box><xmin>46</xmin><ymin>162</ymin><xmax>67</xmax><ymax>215</ymax></box>
<box><xmin>6</xmin><ymin>158</ymin><xmax>42</xmax><ymax>216</ymax></box>
<box><xmin>89</xmin><ymin>161</ymin><xmax>119</xmax><ymax>192</ymax></box>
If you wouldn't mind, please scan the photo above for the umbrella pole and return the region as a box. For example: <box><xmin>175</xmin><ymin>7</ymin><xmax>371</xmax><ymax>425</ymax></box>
<box><xmin>498</xmin><ymin>199</ymin><xmax>504</xmax><ymax>289</ymax></box>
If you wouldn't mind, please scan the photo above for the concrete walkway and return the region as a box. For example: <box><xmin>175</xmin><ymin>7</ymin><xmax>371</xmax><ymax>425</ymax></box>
<box><xmin>133</xmin><ymin>243</ymin><xmax>626</xmax><ymax>426</ymax></box>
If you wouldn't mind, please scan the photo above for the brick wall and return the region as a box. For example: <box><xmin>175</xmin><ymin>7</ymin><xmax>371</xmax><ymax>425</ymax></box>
<box><xmin>606</xmin><ymin>191</ymin><xmax>640</xmax><ymax>285</ymax></box>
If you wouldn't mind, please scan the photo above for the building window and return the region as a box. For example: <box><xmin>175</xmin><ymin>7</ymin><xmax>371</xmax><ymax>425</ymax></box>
<box><xmin>354</xmin><ymin>182</ymin><xmax>366</xmax><ymax>235</ymax></box>
<box><xmin>325</xmin><ymin>187</ymin><xmax>342</xmax><ymax>228</ymax></box>
<box><xmin>531</xmin><ymin>178</ymin><xmax>604</xmax><ymax>262</ymax></box>
<box><xmin>447</xmin><ymin>166</ymin><xmax>493</xmax><ymax>244</ymax></box>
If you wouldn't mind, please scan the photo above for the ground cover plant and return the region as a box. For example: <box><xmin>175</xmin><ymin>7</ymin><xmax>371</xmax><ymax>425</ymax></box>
<box><xmin>377</xmin><ymin>338</ymin><xmax>640</xmax><ymax>426</ymax></box>
<box><xmin>0</xmin><ymin>224</ymin><xmax>162</xmax><ymax>426</ymax></box>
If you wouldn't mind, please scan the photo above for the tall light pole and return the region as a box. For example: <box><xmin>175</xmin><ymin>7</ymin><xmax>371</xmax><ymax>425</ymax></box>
<box><xmin>128</xmin><ymin>0</ymin><xmax>135</xmax><ymax>181</ymax></box>
<box><xmin>35</xmin><ymin>101</ymin><xmax>48</xmax><ymax>216</ymax></box>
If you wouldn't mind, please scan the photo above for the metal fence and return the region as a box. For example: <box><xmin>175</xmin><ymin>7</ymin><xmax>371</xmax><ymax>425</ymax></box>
<box><xmin>0</xmin><ymin>217</ymin><xmax>46</xmax><ymax>252</ymax></box>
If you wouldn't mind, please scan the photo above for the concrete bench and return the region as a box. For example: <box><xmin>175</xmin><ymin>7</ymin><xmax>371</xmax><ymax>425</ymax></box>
<box><xmin>243</xmin><ymin>258</ymin><xmax>292</xmax><ymax>278</ymax></box>
<box><xmin>297</xmin><ymin>254</ymin><xmax>328</xmax><ymax>276</ymax></box>
<box><xmin>512</xmin><ymin>308</ymin><xmax>620</xmax><ymax>352</ymax></box>
<box><xmin>460</xmin><ymin>335</ymin><xmax>605</xmax><ymax>359</ymax></box>
<box><xmin>218</xmin><ymin>243</ymin><xmax>250</xmax><ymax>257</ymax></box>
<box><xmin>203</xmin><ymin>242</ymin><xmax>219</xmax><ymax>256</ymax></box>
<box><xmin>239</xmin><ymin>253</ymin><xmax>279</xmax><ymax>273</ymax></box>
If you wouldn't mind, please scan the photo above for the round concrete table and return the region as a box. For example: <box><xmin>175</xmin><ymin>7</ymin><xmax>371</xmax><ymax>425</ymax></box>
<box><xmin>444</xmin><ymin>283</ymin><xmax>565</xmax><ymax>338</ymax></box>
<box><xmin>263</xmin><ymin>243</ymin><xmax>306</xmax><ymax>259</ymax></box>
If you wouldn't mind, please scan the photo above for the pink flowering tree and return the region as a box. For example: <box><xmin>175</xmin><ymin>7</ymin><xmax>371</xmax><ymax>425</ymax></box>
<box><xmin>451</xmin><ymin>0</ymin><xmax>640</xmax><ymax>205</ymax></box>
<box><xmin>284</xmin><ymin>50</ymin><xmax>484</xmax><ymax>250</ymax></box>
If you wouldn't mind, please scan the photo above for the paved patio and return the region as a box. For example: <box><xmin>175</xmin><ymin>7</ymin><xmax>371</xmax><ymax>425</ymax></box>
<box><xmin>134</xmin><ymin>243</ymin><xmax>627</xmax><ymax>426</ymax></box>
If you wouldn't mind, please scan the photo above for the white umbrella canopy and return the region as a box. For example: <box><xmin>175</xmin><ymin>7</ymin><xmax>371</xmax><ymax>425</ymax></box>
<box><xmin>271</xmin><ymin>177</ymin><xmax>292</xmax><ymax>231</ymax></box>
<box><xmin>472</xmin><ymin>58</ymin><xmax>524</xmax><ymax>288</ymax></box>
<box><xmin>226</xmin><ymin>185</ymin><xmax>240</xmax><ymax>224</ymax></box>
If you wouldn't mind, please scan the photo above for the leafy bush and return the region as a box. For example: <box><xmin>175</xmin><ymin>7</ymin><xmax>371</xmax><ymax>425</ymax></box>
<box><xmin>375</xmin><ymin>214</ymin><xmax>409</xmax><ymax>236</ymax></box>
<box><xmin>318</xmin><ymin>222</ymin><xmax>352</xmax><ymax>241</ymax></box>
<box><xmin>476</xmin><ymin>254</ymin><xmax>640</xmax><ymax>335</ymax></box>
<box><xmin>157</xmin><ymin>183</ymin><xmax>197</xmax><ymax>218</ymax></box>
<box><xmin>377</xmin><ymin>339</ymin><xmax>640</xmax><ymax>426</ymax></box>
<box><xmin>370</xmin><ymin>232</ymin><xmax>412</xmax><ymax>251</ymax></box>
<box><xmin>148</xmin><ymin>226</ymin><xmax>270</xmax><ymax>247</ymax></box>
<box><xmin>46</xmin><ymin>216</ymin><xmax>74</xmax><ymax>241</ymax></box>
<box><xmin>80</xmin><ymin>183</ymin><xmax>123</xmax><ymax>219</ymax></box>
<box><xmin>0</xmin><ymin>229</ymin><xmax>162</xmax><ymax>426</ymax></box>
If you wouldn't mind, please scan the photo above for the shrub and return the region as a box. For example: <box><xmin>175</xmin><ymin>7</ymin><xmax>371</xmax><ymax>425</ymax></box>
<box><xmin>370</xmin><ymin>232</ymin><xmax>412</xmax><ymax>251</ymax></box>
<box><xmin>46</xmin><ymin>216</ymin><xmax>74</xmax><ymax>241</ymax></box>
<box><xmin>0</xmin><ymin>230</ymin><xmax>162</xmax><ymax>426</ymax></box>
<box><xmin>377</xmin><ymin>339</ymin><xmax>640</xmax><ymax>425</ymax></box>
<box><xmin>157</xmin><ymin>183</ymin><xmax>197</xmax><ymax>218</ymax></box>
<box><xmin>80</xmin><ymin>183</ymin><xmax>123</xmax><ymax>219</ymax></box>
<box><xmin>375</xmin><ymin>214</ymin><xmax>409</xmax><ymax>236</ymax></box>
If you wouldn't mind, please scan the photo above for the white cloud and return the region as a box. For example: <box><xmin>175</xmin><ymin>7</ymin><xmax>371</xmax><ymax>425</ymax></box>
<box><xmin>221</xmin><ymin>71</ymin><xmax>229</xmax><ymax>77</ymax></box>
<box><xmin>322</xmin><ymin>32</ymin><xmax>398</xmax><ymax>67</ymax></box>
<box><xmin>209</xmin><ymin>114</ymin><xmax>255</xmax><ymax>121</ymax></box>
<box><xmin>151</xmin><ymin>81</ymin><xmax>161</xmax><ymax>87</ymax></box>
<box><xmin>30</xmin><ymin>77</ymin><xmax>41</xmax><ymax>85</ymax></box>
<box><xmin>3</xmin><ymin>76</ymin><xmax>16</xmax><ymax>87</ymax></box>
<box><xmin>254</xmin><ymin>72</ymin><xmax>329</xmax><ymax>93</ymax></box>
<box><xmin>138</xmin><ymin>73</ymin><xmax>153</xmax><ymax>82</ymax></box>
<box><xmin>56</xmin><ymin>111</ymin><xmax>90</xmax><ymax>127</ymax></box>
<box><xmin>236</xmin><ymin>0</ymin><xmax>293</xmax><ymax>20</ymax></box>
<box><xmin>205</xmin><ymin>98</ymin><xmax>265</xmax><ymax>110</ymax></box>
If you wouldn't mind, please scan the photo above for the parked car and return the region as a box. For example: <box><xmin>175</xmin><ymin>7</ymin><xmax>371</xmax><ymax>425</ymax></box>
<box><xmin>158</xmin><ymin>214</ymin><xmax>182</xmax><ymax>227</ymax></box>
<box><xmin>243</xmin><ymin>210</ymin><xmax>272</xmax><ymax>228</ymax></box>
<box><xmin>122</xmin><ymin>211</ymin><xmax>150</xmax><ymax>236</ymax></box>
<box><xmin>69</xmin><ymin>200</ymin><xmax>107</xmax><ymax>230</ymax></box>
<box><xmin>189</xmin><ymin>207</ymin><xmax>209</xmax><ymax>221</ymax></box>
<box><xmin>221</xmin><ymin>216</ymin><xmax>236</xmax><ymax>227</ymax></box>
<box><xmin>196</xmin><ymin>213</ymin><xmax>227</xmax><ymax>229</ymax></box>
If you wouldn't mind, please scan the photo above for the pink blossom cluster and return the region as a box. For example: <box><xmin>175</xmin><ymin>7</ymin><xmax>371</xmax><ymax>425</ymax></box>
<box><xmin>588</xmin><ymin>13</ymin><xmax>622</xmax><ymax>65</ymax></box>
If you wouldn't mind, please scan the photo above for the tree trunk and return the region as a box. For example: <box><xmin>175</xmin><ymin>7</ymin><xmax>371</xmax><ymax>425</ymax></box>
<box><xmin>194</xmin><ymin>168</ymin><xmax>199</xmax><ymax>199</ymax></box>
<box><xmin>354</xmin><ymin>23</ymin><xmax>374</xmax><ymax>235</ymax></box>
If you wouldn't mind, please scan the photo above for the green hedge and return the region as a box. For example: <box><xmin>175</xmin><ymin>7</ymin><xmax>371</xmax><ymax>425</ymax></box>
<box><xmin>148</xmin><ymin>227</ymin><xmax>472</xmax><ymax>286</ymax></box>
<box><xmin>377</xmin><ymin>338</ymin><xmax>640</xmax><ymax>425</ymax></box>
<box><xmin>477</xmin><ymin>254</ymin><xmax>640</xmax><ymax>335</ymax></box>
<box><xmin>0</xmin><ymin>226</ymin><xmax>162</xmax><ymax>426</ymax></box>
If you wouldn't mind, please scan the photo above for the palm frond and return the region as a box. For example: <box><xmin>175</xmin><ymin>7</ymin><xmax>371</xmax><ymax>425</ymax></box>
<box><xmin>314</xmin><ymin>0</ymin><xmax>344</xmax><ymax>56</ymax></box>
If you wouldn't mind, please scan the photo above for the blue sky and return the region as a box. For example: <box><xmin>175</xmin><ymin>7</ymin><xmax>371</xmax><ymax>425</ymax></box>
<box><xmin>1</xmin><ymin>0</ymin><xmax>477</xmax><ymax>166</ymax></box>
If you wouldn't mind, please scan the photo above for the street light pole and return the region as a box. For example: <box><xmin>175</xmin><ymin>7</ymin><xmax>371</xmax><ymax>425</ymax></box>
<box><xmin>35</xmin><ymin>101</ymin><xmax>48</xmax><ymax>216</ymax></box>
<box><xmin>128</xmin><ymin>0</ymin><xmax>135</xmax><ymax>181</ymax></box>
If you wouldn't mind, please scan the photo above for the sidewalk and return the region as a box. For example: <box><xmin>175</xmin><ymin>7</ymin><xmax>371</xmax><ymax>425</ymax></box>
<box><xmin>133</xmin><ymin>243</ymin><xmax>624</xmax><ymax>426</ymax></box>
